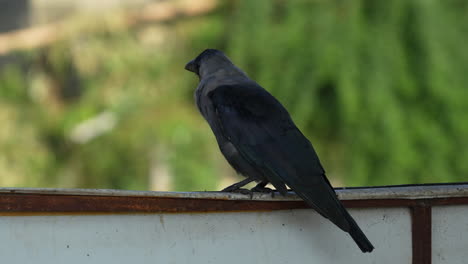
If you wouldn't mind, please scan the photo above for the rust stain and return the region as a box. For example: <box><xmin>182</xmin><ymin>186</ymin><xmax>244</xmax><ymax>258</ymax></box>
<box><xmin>343</xmin><ymin>196</ymin><xmax>468</xmax><ymax>208</ymax></box>
<box><xmin>0</xmin><ymin>193</ymin><xmax>467</xmax><ymax>215</ymax></box>
<box><xmin>159</xmin><ymin>215</ymin><xmax>166</xmax><ymax>231</ymax></box>
<box><xmin>411</xmin><ymin>204</ymin><xmax>432</xmax><ymax>264</ymax></box>
<box><xmin>0</xmin><ymin>194</ymin><xmax>307</xmax><ymax>214</ymax></box>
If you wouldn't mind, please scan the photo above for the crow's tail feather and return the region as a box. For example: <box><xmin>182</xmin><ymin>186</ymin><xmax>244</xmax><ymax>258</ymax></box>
<box><xmin>344</xmin><ymin>210</ymin><xmax>374</xmax><ymax>253</ymax></box>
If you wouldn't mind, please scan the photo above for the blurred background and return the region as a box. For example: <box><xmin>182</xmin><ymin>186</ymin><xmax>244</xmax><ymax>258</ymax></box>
<box><xmin>0</xmin><ymin>0</ymin><xmax>467</xmax><ymax>191</ymax></box>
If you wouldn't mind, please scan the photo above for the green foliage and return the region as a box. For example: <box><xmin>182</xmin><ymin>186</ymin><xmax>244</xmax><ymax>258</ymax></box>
<box><xmin>0</xmin><ymin>1</ymin><xmax>467</xmax><ymax>190</ymax></box>
<box><xmin>0</xmin><ymin>15</ymin><xmax>224</xmax><ymax>190</ymax></box>
<box><xmin>225</xmin><ymin>0</ymin><xmax>468</xmax><ymax>185</ymax></box>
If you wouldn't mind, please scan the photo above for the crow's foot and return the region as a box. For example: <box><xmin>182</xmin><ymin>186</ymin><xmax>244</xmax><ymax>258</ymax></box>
<box><xmin>251</xmin><ymin>185</ymin><xmax>274</xmax><ymax>193</ymax></box>
<box><xmin>250</xmin><ymin>181</ymin><xmax>276</xmax><ymax>197</ymax></box>
<box><xmin>231</xmin><ymin>188</ymin><xmax>252</xmax><ymax>195</ymax></box>
<box><xmin>221</xmin><ymin>178</ymin><xmax>255</xmax><ymax>192</ymax></box>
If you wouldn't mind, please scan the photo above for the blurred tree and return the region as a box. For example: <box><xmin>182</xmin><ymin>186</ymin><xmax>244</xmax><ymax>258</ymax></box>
<box><xmin>225</xmin><ymin>0</ymin><xmax>468</xmax><ymax>185</ymax></box>
<box><xmin>0</xmin><ymin>0</ymin><xmax>467</xmax><ymax>190</ymax></box>
<box><xmin>0</xmin><ymin>12</ymin><xmax>226</xmax><ymax>190</ymax></box>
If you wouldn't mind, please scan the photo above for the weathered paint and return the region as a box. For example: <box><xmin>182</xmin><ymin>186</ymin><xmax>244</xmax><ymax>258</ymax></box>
<box><xmin>432</xmin><ymin>205</ymin><xmax>468</xmax><ymax>264</ymax></box>
<box><xmin>0</xmin><ymin>208</ymin><xmax>410</xmax><ymax>264</ymax></box>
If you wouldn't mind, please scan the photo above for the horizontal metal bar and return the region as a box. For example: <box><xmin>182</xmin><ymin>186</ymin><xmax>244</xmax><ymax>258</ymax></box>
<box><xmin>0</xmin><ymin>194</ymin><xmax>467</xmax><ymax>214</ymax></box>
<box><xmin>1</xmin><ymin>182</ymin><xmax>468</xmax><ymax>201</ymax></box>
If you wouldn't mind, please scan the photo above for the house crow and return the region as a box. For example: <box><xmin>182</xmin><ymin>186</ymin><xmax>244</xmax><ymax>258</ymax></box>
<box><xmin>185</xmin><ymin>49</ymin><xmax>374</xmax><ymax>253</ymax></box>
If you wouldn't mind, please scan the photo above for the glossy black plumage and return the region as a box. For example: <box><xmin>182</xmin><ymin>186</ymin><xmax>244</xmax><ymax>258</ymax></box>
<box><xmin>185</xmin><ymin>49</ymin><xmax>374</xmax><ymax>253</ymax></box>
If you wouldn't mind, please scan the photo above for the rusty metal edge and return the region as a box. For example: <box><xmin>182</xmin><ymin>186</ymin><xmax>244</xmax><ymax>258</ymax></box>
<box><xmin>0</xmin><ymin>194</ymin><xmax>307</xmax><ymax>214</ymax></box>
<box><xmin>0</xmin><ymin>193</ymin><xmax>467</xmax><ymax>214</ymax></box>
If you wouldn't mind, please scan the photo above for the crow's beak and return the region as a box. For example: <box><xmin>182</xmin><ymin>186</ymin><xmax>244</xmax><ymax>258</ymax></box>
<box><xmin>184</xmin><ymin>59</ymin><xmax>197</xmax><ymax>73</ymax></box>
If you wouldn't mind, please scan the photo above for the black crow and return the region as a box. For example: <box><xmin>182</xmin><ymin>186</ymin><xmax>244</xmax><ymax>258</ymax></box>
<box><xmin>185</xmin><ymin>49</ymin><xmax>374</xmax><ymax>253</ymax></box>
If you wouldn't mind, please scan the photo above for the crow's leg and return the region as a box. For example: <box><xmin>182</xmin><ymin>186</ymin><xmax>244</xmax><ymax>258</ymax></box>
<box><xmin>221</xmin><ymin>177</ymin><xmax>255</xmax><ymax>192</ymax></box>
<box><xmin>250</xmin><ymin>181</ymin><xmax>274</xmax><ymax>193</ymax></box>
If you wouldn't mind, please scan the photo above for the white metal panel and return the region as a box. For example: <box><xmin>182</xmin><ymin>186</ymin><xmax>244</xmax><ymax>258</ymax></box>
<box><xmin>0</xmin><ymin>208</ymin><xmax>411</xmax><ymax>264</ymax></box>
<box><xmin>432</xmin><ymin>205</ymin><xmax>468</xmax><ymax>264</ymax></box>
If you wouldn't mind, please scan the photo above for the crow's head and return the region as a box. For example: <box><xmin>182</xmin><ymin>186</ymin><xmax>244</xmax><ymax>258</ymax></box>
<box><xmin>185</xmin><ymin>49</ymin><xmax>226</xmax><ymax>76</ymax></box>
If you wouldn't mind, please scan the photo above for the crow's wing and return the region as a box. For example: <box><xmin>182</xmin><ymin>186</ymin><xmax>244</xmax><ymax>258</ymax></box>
<box><xmin>209</xmin><ymin>84</ymin><xmax>350</xmax><ymax>231</ymax></box>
